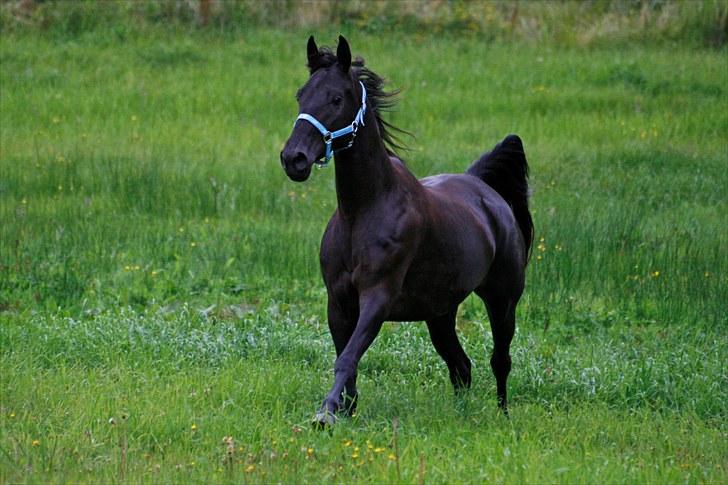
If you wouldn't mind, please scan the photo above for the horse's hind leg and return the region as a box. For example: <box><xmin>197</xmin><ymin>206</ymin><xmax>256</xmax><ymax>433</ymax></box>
<box><xmin>426</xmin><ymin>309</ymin><xmax>472</xmax><ymax>391</ymax></box>
<box><xmin>477</xmin><ymin>288</ymin><xmax>518</xmax><ymax>414</ymax></box>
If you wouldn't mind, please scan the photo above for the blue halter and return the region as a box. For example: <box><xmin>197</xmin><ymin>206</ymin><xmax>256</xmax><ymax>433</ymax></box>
<box><xmin>294</xmin><ymin>81</ymin><xmax>367</xmax><ymax>167</ymax></box>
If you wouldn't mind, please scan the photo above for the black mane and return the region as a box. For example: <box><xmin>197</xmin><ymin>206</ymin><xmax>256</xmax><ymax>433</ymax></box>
<box><xmin>308</xmin><ymin>47</ymin><xmax>410</xmax><ymax>156</ymax></box>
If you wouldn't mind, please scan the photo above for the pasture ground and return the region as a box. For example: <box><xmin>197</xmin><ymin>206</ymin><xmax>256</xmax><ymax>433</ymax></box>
<box><xmin>1</xmin><ymin>26</ymin><xmax>726</xmax><ymax>483</ymax></box>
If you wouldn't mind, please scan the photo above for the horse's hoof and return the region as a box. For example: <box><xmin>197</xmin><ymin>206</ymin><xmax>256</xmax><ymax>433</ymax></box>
<box><xmin>312</xmin><ymin>410</ymin><xmax>337</xmax><ymax>429</ymax></box>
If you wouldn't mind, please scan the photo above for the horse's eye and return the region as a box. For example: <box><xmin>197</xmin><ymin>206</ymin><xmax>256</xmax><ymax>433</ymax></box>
<box><xmin>332</xmin><ymin>96</ymin><xmax>343</xmax><ymax>106</ymax></box>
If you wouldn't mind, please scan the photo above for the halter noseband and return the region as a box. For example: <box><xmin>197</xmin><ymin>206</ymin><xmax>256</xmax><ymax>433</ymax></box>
<box><xmin>294</xmin><ymin>81</ymin><xmax>367</xmax><ymax>167</ymax></box>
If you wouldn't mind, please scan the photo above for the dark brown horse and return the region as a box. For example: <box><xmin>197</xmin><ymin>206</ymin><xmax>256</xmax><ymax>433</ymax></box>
<box><xmin>280</xmin><ymin>36</ymin><xmax>533</xmax><ymax>426</ymax></box>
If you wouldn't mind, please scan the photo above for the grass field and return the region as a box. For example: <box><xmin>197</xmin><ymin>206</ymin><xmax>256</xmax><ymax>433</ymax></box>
<box><xmin>1</xmin><ymin>22</ymin><xmax>727</xmax><ymax>484</ymax></box>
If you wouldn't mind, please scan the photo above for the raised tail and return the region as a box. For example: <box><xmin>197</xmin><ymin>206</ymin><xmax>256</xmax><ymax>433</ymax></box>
<box><xmin>467</xmin><ymin>134</ymin><xmax>534</xmax><ymax>261</ymax></box>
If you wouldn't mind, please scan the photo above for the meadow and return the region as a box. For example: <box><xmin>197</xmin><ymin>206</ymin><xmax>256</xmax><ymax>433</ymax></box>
<box><xmin>1</xmin><ymin>18</ymin><xmax>727</xmax><ymax>485</ymax></box>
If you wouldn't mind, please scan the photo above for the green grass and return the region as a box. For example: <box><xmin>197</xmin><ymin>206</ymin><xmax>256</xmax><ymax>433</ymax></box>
<box><xmin>1</xmin><ymin>25</ymin><xmax>727</xmax><ymax>483</ymax></box>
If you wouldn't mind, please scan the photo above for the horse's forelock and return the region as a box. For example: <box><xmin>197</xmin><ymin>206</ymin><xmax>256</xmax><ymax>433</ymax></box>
<box><xmin>307</xmin><ymin>47</ymin><xmax>337</xmax><ymax>73</ymax></box>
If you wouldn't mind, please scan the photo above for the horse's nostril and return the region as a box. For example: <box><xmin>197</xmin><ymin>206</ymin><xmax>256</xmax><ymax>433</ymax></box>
<box><xmin>292</xmin><ymin>152</ymin><xmax>308</xmax><ymax>171</ymax></box>
<box><xmin>282</xmin><ymin>150</ymin><xmax>308</xmax><ymax>170</ymax></box>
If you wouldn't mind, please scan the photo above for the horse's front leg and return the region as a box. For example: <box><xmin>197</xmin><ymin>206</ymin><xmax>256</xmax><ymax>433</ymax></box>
<box><xmin>326</xmin><ymin>294</ymin><xmax>359</xmax><ymax>416</ymax></box>
<box><xmin>315</xmin><ymin>287</ymin><xmax>391</xmax><ymax>427</ymax></box>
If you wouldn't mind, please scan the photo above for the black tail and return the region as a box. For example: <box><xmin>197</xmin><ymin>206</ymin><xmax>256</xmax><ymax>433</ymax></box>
<box><xmin>467</xmin><ymin>134</ymin><xmax>534</xmax><ymax>261</ymax></box>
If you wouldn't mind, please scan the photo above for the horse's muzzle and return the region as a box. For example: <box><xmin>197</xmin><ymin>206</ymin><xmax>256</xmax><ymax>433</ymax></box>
<box><xmin>280</xmin><ymin>149</ymin><xmax>313</xmax><ymax>182</ymax></box>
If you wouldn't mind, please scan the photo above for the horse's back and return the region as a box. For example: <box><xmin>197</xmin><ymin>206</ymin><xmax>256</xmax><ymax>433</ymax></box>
<box><xmin>420</xmin><ymin>173</ymin><xmax>515</xmax><ymax>230</ymax></box>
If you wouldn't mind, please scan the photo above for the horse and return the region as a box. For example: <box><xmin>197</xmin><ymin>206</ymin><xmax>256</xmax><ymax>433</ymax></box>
<box><xmin>280</xmin><ymin>35</ymin><xmax>534</xmax><ymax>427</ymax></box>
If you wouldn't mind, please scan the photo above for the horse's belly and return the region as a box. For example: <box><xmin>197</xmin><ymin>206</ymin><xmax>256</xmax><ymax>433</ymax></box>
<box><xmin>386</xmin><ymin>268</ymin><xmax>476</xmax><ymax>321</ymax></box>
<box><xmin>387</xmin><ymin>288</ymin><xmax>470</xmax><ymax>321</ymax></box>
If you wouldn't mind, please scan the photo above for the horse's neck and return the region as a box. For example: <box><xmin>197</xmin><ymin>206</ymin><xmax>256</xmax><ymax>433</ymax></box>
<box><xmin>333</xmin><ymin>118</ymin><xmax>397</xmax><ymax>220</ymax></box>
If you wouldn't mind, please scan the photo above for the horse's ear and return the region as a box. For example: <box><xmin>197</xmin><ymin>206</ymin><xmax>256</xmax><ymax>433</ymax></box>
<box><xmin>336</xmin><ymin>35</ymin><xmax>351</xmax><ymax>73</ymax></box>
<box><xmin>307</xmin><ymin>35</ymin><xmax>320</xmax><ymax>72</ymax></box>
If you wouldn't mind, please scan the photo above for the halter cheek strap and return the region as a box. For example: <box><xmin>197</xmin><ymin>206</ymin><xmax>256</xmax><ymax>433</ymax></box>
<box><xmin>294</xmin><ymin>81</ymin><xmax>367</xmax><ymax>167</ymax></box>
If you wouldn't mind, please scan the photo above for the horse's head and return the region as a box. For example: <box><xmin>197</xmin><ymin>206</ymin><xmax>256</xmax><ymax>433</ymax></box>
<box><xmin>280</xmin><ymin>35</ymin><xmax>364</xmax><ymax>182</ymax></box>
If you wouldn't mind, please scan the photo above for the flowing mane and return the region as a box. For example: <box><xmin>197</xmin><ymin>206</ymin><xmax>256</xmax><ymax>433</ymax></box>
<box><xmin>307</xmin><ymin>47</ymin><xmax>410</xmax><ymax>156</ymax></box>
